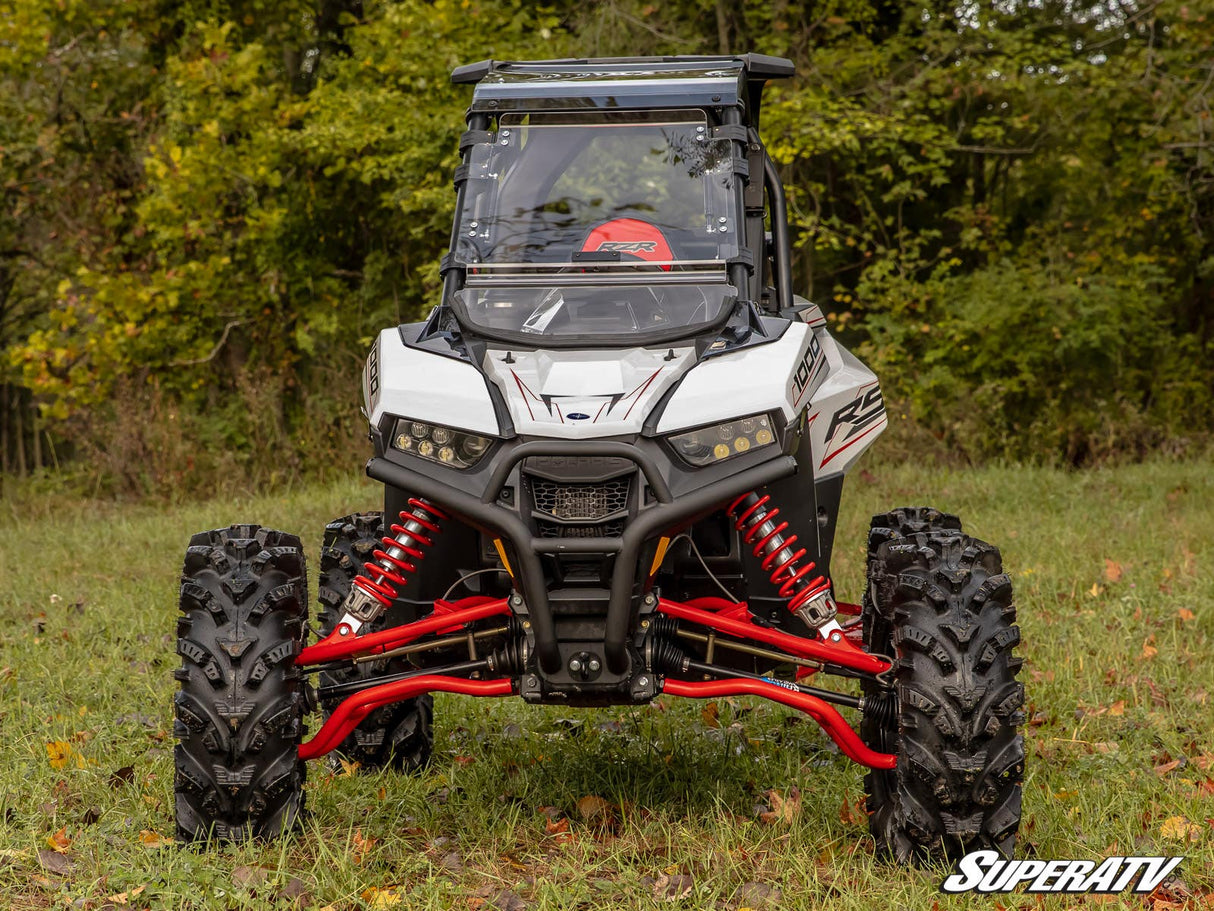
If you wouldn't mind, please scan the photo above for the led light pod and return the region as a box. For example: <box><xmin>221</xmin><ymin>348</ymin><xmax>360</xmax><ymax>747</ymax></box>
<box><xmin>392</xmin><ymin>418</ymin><xmax>494</xmax><ymax>469</ymax></box>
<box><xmin>667</xmin><ymin>413</ymin><xmax>777</xmax><ymax>467</ymax></box>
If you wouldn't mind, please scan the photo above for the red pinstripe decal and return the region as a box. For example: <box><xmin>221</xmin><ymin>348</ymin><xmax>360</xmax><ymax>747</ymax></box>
<box><xmin>623</xmin><ymin>369</ymin><xmax>663</xmax><ymax>420</ymax></box>
<box><xmin>792</xmin><ymin>356</ymin><xmax>829</xmax><ymax>409</ymax></box>
<box><xmin>820</xmin><ymin>417</ymin><xmax>886</xmax><ymax>469</ymax></box>
<box><xmin>509</xmin><ymin>371</ymin><xmax>535</xmax><ymax>421</ymax></box>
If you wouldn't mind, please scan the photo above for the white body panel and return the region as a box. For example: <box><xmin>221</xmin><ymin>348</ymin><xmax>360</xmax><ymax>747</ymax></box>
<box><xmin>482</xmin><ymin>346</ymin><xmax>697</xmax><ymax>439</ymax></box>
<box><xmin>365</xmin><ymin>307</ymin><xmax>887</xmax><ymax>476</ymax></box>
<box><xmin>654</xmin><ymin>323</ymin><xmax>826</xmax><ymax>433</ymax></box>
<box><xmin>363</xmin><ymin>328</ymin><xmax>500</xmax><ymax>435</ymax></box>
<box><xmin>804</xmin><ymin>331</ymin><xmax>888</xmax><ymax>477</ymax></box>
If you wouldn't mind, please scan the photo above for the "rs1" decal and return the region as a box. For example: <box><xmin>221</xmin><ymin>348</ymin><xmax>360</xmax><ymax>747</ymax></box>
<box><xmin>825</xmin><ymin>386</ymin><xmax>884</xmax><ymax>443</ymax></box>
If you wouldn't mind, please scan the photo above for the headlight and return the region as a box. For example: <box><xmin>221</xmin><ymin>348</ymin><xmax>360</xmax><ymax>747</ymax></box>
<box><xmin>392</xmin><ymin>418</ymin><xmax>493</xmax><ymax>469</ymax></box>
<box><xmin>667</xmin><ymin>413</ymin><xmax>777</xmax><ymax>467</ymax></box>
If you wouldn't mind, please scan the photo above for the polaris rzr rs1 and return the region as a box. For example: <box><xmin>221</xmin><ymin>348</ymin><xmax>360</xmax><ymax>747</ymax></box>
<box><xmin>173</xmin><ymin>55</ymin><xmax>1024</xmax><ymax>863</ymax></box>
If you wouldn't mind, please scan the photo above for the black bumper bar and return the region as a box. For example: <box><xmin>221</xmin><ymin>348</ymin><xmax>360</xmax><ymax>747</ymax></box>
<box><xmin>366</xmin><ymin>450</ymin><xmax>797</xmax><ymax>675</ymax></box>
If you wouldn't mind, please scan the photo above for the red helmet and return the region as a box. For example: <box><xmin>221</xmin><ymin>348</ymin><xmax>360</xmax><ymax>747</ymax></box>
<box><xmin>580</xmin><ymin>218</ymin><xmax>673</xmax><ymax>271</ymax></box>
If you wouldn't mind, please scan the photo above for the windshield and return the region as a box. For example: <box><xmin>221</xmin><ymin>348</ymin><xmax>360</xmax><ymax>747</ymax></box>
<box><xmin>453</xmin><ymin>111</ymin><xmax>739</xmax><ymax>269</ymax></box>
<box><xmin>452</xmin><ymin>282</ymin><xmax>737</xmax><ymax>342</ymax></box>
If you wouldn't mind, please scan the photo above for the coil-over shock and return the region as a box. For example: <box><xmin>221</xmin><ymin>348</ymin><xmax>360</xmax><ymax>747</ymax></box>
<box><xmin>727</xmin><ymin>491</ymin><xmax>838</xmax><ymax>631</ymax></box>
<box><xmin>329</xmin><ymin>498</ymin><xmax>448</xmax><ymax>639</ymax></box>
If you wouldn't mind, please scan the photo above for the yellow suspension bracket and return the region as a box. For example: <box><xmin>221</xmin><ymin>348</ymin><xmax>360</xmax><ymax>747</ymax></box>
<box><xmin>648</xmin><ymin>536</ymin><xmax>672</xmax><ymax>577</ymax></box>
<box><xmin>492</xmin><ymin>538</ymin><xmax>514</xmax><ymax>578</ymax></box>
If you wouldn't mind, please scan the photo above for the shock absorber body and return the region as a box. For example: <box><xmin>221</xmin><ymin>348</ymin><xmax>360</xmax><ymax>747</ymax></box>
<box><xmin>330</xmin><ymin>498</ymin><xmax>447</xmax><ymax>639</ymax></box>
<box><xmin>727</xmin><ymin>491</ymin><xmax>838</xmax><ymax>631</ymax></box>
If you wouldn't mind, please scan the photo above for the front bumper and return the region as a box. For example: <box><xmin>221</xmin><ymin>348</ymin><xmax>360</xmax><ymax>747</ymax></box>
<box><xmin>365</xmin><ymin>444</ymin><xmax>798</xmax><ymax>674</ymax></box>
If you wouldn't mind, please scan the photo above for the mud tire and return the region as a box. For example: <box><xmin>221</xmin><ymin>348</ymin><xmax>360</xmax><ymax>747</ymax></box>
<box><xmin>173</xmin><ymin>525</ymin><xmax>308</xmax><ymax>842</ymax></box>
<box><xmin>861</xmin><ymin>511</ymin><xmax>1024</xmax><ymax>862</ymax></box>
<box><xmin>316</xmin><ymin>512</ymin><xmax>434</xmax><ymax>773</ymax></box>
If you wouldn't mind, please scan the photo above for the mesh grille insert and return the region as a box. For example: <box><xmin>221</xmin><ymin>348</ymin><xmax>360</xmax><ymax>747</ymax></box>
<box><xmin>530</xmin><ymin>477</ymin><xmax>630</xmax><ymax>521</ymax></box>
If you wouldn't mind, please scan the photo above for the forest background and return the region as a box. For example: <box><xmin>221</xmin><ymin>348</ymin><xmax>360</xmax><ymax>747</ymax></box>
<box><xmin>1</xmin><ymin>0</ymin><xmax>1211</xmax><ymax>497</ymax></box>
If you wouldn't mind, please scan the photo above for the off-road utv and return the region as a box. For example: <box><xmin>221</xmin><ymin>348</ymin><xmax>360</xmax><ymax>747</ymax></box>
<box><xmin>173</xmin><ymin>55</ymin><xmax>1024</xmax><ymax>862</ymax></box>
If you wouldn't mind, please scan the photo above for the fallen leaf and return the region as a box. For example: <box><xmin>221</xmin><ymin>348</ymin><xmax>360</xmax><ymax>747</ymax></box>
<box><xmin>351</xmin><ymin>828</ymin><xmax>378</xmax><ymax>865</ymax></box>
<box><xmin>361</xmin><ymin>885</ymin><xmax>403</xmax><ymax>908</ymax></box>
<box><xmin>489</xmin><ymin>890</ymin><xmax>526</xmax><ymax>911</ymax></box>
<box><xmin>336</xmin><ymin>758</ymin><xmax>361</xmax><ymax>778</ymax></box>
<box><xmin>37</xmin><ymin>848</ymin><xmax>73</xmax><ymax>876</ymax></box>
<box><xmin>758</xmin><ymin>787</ymin><xmax>801</xmax><ymax>826</ymax></box>
<box><xmin>651</xmin><ymin>873</ymin><xmax>694</xmax><ymax>901</ymax></box>
<box><xmin>545</xmin><ymin>817</ymin><xmax>570</xmax><ymax>835</ymax></box>
<box><xmin>233</xmin><ymin>864</ymin><xmax>271</xmax><ymax>889</ymax></box>
<box><xmin>1093</xmin><ymin>742</ymin><xmax>1120</xmax><ymax>753</ymax></box>
<box><xmin>45</xmin><ymin>741</ymin><xmax>74</xmax><ymax>770</ymax></box>
<box><xmin>1109</xmin><ymin>700</ymin><xmax>1126</xmax><ymax>716</ymax></box>
<box><xmin>437</xmin><ymin>850</ymin><xmax>463</xmax><ymax>874</ymax></box>
<box><xmin>109</xmin><ymin>765</ymin><xmax>135</xmax><ymax>787</ymax></box>
<box><xmin>576</xmin><ymin>795</ymin><xmax>613</xmax><ymax>822</ymax></box>
<box><xmin>105</xmin><ymin>885</ymin><xmax>146</xmax><ymax>906</ymax></box>
<box><xmin>1088</xmin><ymin>582</ymin><xmax>1103</xmax><ymax>598</ymax></box>
<box><xmin>700</xmin><ymin>702</ymin><xmax>720</xmax><ymax>728</ymax></box>
<box><xmin>46</xmin><ymin>827</ymin><xmax>71</xmax><ymax>853</ymax></box>
<box><xmin>1155</xmin><ymin>759</ymin><xmax>1182</xmax><ymax>777</ymax></box>
<box><xmin>1177</xmin><ymin>608</ymin><xmax>1195</xmax><ymax>622</ymax></box>
<box><xmin>734</xmin><ymin>882</ymin><xmax>783</xmax><ymax>908</ymax></box>
<box><xmin>140</xmin><ymin>829</ymin><xmax>171</xmax><ymax>849</ymax></box>
<box><xmin>839</xmin><ymin>796</ymin><xmax>863</xmax><ymax>826</ymax></box>
<box><xmin>454</xmin><ymin>755</ymin><xmax>475</xmax><ymax>766</ymax></box>
<box><xmin>1159</xmin><ymin>815</ymin><xmax>1202</xmax><ymax>842</ymax></box>
<box><xmin>1142</xmin><ymin>636</ymin><xmax>1158</xmax><ymax>659</ymax></box>
<box><xmin>1104</xmin><ymin>559</ymin><xmax>1123</xmax><ymax>583</ymax></box>
<box><xmin>277</xmin><ymin>876</ymin><xmax>311</xmax><ymax>908</ymax></box>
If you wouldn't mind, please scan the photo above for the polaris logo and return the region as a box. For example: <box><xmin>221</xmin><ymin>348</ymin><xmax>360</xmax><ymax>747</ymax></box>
<box><xmin>596</xmin><ymin>241</ymin><xmax>657</xmax><ymax>253</ymax></box>
<box><xmin>941</xmin><ymin>851</ymin><xmax>1184</xmax><ymax>895</ymax></box>
<box><xmin>566</xmin><ymin>412</ymin><xmax>590</xmax><ymax>420</ymax></box>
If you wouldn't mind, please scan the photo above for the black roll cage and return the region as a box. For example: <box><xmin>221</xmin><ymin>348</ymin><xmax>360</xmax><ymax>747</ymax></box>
<box><xmin>442</xmin><ymin>56</ymin><xmax>797</xmax><ymax>327</ymax></box>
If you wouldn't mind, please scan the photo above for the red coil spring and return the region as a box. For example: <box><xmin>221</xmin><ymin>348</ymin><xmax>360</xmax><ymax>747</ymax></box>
<box><xmin>352</xmin><ymin>498</ymin><xmax>448</xmax><ymax>608</ymax></box>
<box><xmin>727</xmin><ymin>492</ymin><xmax>830</xmax><ymax>615</ymax></box>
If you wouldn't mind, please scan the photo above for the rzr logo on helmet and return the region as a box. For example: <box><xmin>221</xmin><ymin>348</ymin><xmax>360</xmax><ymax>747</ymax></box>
<box><xmin>596</xmin><ymin>241</ymin><xmax>658</xmax><ymax>253</ymax></box>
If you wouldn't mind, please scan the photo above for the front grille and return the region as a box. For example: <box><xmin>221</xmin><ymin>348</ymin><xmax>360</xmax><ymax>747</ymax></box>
<box><xmin>537</xmin><ymin>519</ymin><xmax>626</xmax><ymax>539</ymax></box>
<box><xmin>530</xmin><ymin>477</ymin><xmax>630</xmax><ymax>521</ymax></box>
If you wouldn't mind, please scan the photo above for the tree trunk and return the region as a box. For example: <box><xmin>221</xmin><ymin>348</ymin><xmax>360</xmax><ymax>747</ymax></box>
<box><xmin>14</xmin><ymin>387</ymin><xmax>26</xmax><ymax>477</ymax></box>
<box><xmin>1</xmin><ymin>384</ymin><xmax>9</xmax><ymax>476</ymax></box>
<box><xmin>31</xmin><ymin>406</ymin><xmax>42</xmax><ymax>471</ymax></box>
<box><xmin>715</xmin><ymin>0</ymin><xmax>731</xmax><ymax>54</ymax></box>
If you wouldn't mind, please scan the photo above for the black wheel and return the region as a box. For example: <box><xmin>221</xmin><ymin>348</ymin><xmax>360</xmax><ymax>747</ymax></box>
<box><xmin>174</xmin><ymin>525</ymin><xmax>308</xmax><ymax>842</ymax></box>
<box><xmin>861</xmin><ymin>511</ymin><xmax>1024</xmax><ymax>863</ymax></box>
<box><xmin>316</xmin><ymin>512</ymin><xmax>434</xmax><ymax>772</ymax></box>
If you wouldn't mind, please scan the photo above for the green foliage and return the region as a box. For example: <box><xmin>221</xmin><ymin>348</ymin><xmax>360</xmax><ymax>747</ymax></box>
<box><xmin>1</xmin><ymin>0</ymin><xmax>1212</xmax><ymax>493</ymax></box>
<box><xmin>860</xmin><ymin>258</ymin><xmax>1213</xmax><ymax>463</ymax></box>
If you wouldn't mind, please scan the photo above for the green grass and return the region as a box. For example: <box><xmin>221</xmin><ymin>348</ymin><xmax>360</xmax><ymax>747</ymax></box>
<box><xmin>0</xmin><ymin>459</ymin><xmax>1211</xmax><ymax>910</ymax></box>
